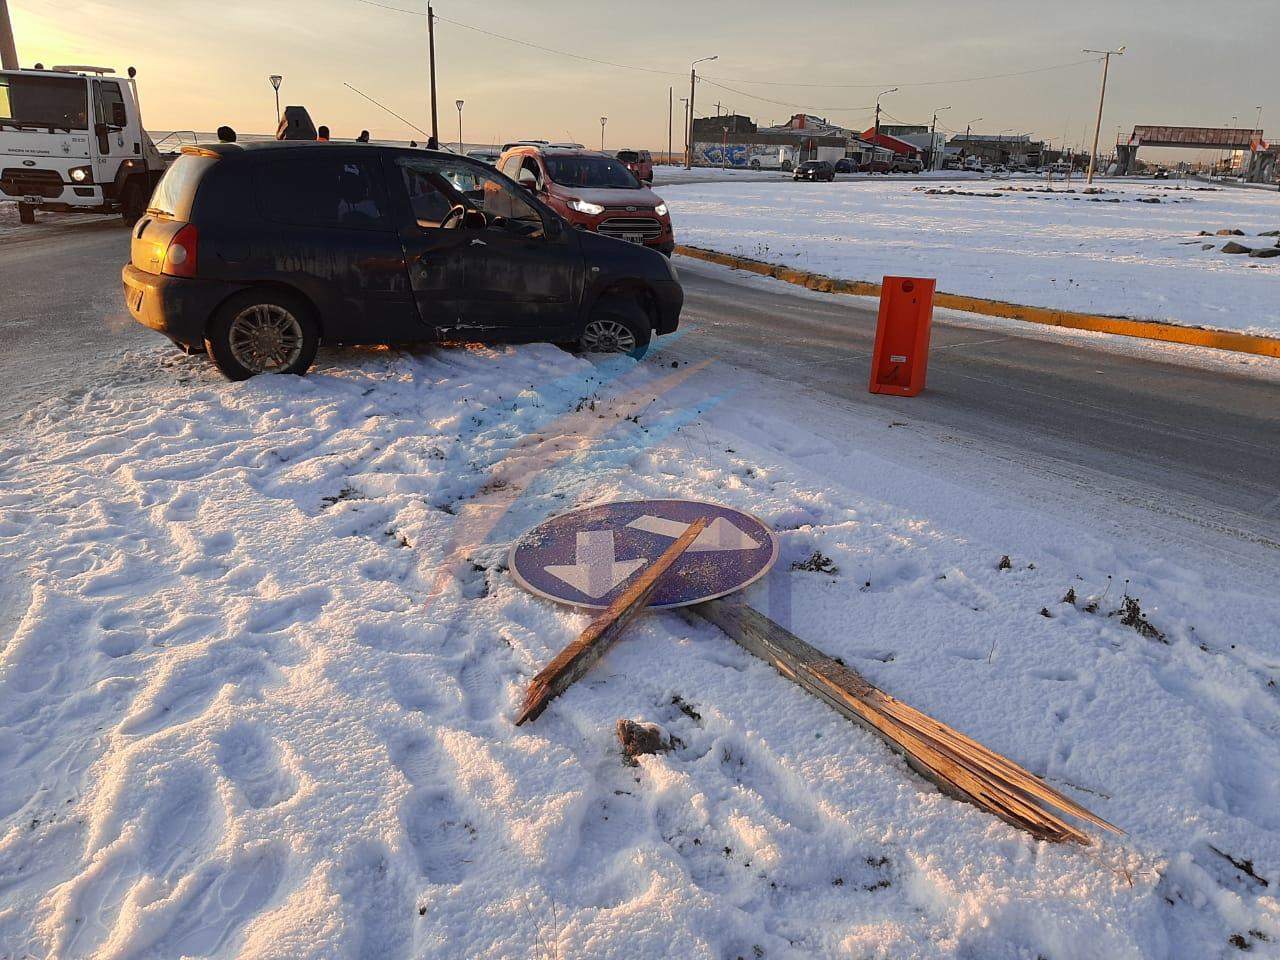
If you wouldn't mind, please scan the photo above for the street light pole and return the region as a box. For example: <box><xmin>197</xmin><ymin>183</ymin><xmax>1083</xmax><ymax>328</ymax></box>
<box><xmin>269</xmin><ymin>75</ymin><xmax>283</xmax><ymax>125</ymax></box>
<box><xmin>668</xmin><ymin>87</ymin><xmax>673</xmax><ymax>166</ymax></box>
<box><xmin>1</xmin><ymin>0</ymin><xmax>19</xmax><ymax>70</ymax></box>
<box><xmin>600</xmin><ymin>116</ymin><xmax>607</xmax><ymax>151</ymax></box>
<box><xmin>1083</xmin><ymin>46</ymin><xmax>1125</xmax><ymax>184</ymax></box>
<box><xmin>427</xmin><ymin>4</ymin><xmax>440</xmax><ymax>146</ymax></box>
<box><xmin>687</xmin><ymin>55</ymin><xmax>717</xmax><ymax>169</ymax></box>
<box><xmin>874</xmin><ymin>87</ymin><xmax>897</xmax><ymax>142</ymax></box>
<box><xmin>456</xmin><ymin>99</ymin><xmax>464</xmax><ymax>153</ymax></box>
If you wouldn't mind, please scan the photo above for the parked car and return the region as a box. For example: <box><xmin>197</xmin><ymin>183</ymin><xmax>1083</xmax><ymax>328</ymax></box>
<box><xmin>122</xmin><ymin>143</ymin><xmax>683</xmax><ymax>379</ymax></box>
<box><xmin>890</xmin><ymin>156</ymin><xmax>924</xmax><ymax>174</ymax></box>
<box><xmin>833</xmin><ymin>158</ymin><xmax>855</xmax><ymax>173</ymax></box>
<box><xmin>465</xmin><ymin>148</ymin><xmax>501</xmax><ymax>166</ymax></box>
<box><xmin>616</xmin><ymin>148</ymin><xmax>654</xmax><ymax>183</ymax></box>
<box><xmin>859</xmin><ymin>159</ymin><xmax>892</xmax><ymax>174</ymax></box>
<box><xmin>497</xmin><ymin>144</ymin><xmax>675</xmax><ymax>255</ymax></box>
<box><xmin>793</xmin><ymin>160</ymin><xmax>835</xmax><ymax>182</ymax></box>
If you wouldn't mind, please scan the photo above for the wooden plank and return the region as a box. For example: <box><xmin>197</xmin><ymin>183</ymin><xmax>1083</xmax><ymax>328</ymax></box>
<box><xmin>515</xmin><ymin>516</ymin><xmax>709</xmax><ymax>726</ymax></box>
<box><xmin>691</xmin><ymin>597</ymin><xmax>1121</xmax><ymax>844</ymax></box>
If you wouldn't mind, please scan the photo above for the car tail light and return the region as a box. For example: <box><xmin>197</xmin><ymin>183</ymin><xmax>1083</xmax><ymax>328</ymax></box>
<box><xmin>162</xmin><ymin>224</ymin><xmax>199</xmax><ymax>278</ymax></box>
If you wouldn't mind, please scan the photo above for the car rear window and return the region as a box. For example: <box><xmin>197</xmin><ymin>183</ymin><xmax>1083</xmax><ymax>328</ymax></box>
<box><xmin>617</xmin><ymin>151</ymin><xmax>639</xmax><ymax>162</ymax></box>
<box><xmin>255</xmin><ymin>157</ymin><xmax>390</xmax><ymax>230</ymax></box>
<box><xmin>148</xmin><ymin>154</ymin><xmax>218</xmax><ymax>219</ymax></box>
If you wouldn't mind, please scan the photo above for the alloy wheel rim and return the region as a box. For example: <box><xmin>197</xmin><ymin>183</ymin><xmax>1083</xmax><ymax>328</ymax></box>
<box><xmin>581</xmin><ymin>319</ymin><xmax>636</xmax><ymax>354</ymax></box>
<box><xmin>228</xmin><ymin>304</ymin><xmax>304</xmax><ymax>373</ymax></box>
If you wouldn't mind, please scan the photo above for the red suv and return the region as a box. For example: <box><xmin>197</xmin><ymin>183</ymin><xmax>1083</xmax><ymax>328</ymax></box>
<box><xmin>498</xmin><ymin>145</ymin><xmax>674</xmax><ymax>255</ymax></box>
<box><xmin>616</xmin><ymin>149</ymin><xmax>654</xmax><ymax>183</ymax></box>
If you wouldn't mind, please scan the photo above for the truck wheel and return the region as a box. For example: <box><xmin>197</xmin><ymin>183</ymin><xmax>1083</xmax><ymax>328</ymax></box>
<box><xmin>18</xmin><ymin>203</ymin><xmax>36</xmax><ymax>225</ymax></box>
<box><xmin>580</xmin><ymin>297</ymin><xmax>651</xmax><ymax>359</ymax></box>
<box><xmin>205</xmin><ymin>291</ymin><xmax>319</xmax><ymax>381</ymax></box>
<box><xmin>120</xmin><ymin>181</ymin><xmax>147</xmax><ymax>225</ymax></box>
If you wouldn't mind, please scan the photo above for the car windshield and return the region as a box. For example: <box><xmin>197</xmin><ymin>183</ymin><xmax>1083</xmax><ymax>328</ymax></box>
<box><xmin>0</xmin><ymin>74</ymin><xmax>89</xmax><ymax>131</ymax></box>
<box><xmin>543</xmin><ymin>155</ymin><xmax>639</xmax><ymax>189</ymax></box>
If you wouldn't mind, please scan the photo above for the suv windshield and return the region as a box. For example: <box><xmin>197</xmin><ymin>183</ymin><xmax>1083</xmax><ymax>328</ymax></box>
<box><xmin>0</xmin><ymin>74</ymin><xmax>89</xmax><ymax>131</ymax></box>
<box><xmin>543</xmin><ymin>155</ymin><xmax>639</xmax><ymax>189</ymax></box>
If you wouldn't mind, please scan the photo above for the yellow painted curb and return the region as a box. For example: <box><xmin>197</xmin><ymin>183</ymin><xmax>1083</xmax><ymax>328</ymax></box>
<box><xmin>675</xmin><ymin>244</ymin><xmax>1280</xmax><ymax>359</ymax></box>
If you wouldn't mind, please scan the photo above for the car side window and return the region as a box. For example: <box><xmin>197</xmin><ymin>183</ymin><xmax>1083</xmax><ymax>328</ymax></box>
<box><xmin>256</xmin><ymin>158</ymin><xmax>390</xmax><ymax>230</ymax></box>
<box><xmin>396</xmin><ymin>157</ymin><xmax>545</xmax><ymax>238</ymax></box>
<box><xmin>498</xmin><ymin>155</ymin><xmax>522</xmax><ymax>179</ymax></box>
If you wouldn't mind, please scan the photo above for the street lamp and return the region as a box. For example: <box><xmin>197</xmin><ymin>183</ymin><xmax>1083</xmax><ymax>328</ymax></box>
<box><xmin>455</xmin><ymin>99</ymin><xmax>464</xmax><ymax>153</ymax></box>
<box><xmin>269</xmin><ymin>75</ymin><xmax>283</xmax><ymax>124</ymax></box>
<box><xmin>874</xmin><ymin>87</ymin><xmax>897</xmax><ymax>140</ymax></box>
<box><xmin>687</xmin><ymin>54</ymin><xmax>718</xmax><ymax>169</ymax></box>
<box><xmin>600</xmin><ymin>116</ymin><xmax>607</xmax><ymax>151</ymax></box>
<box><xmin>927</xmin><ymin>105</ymin><xmax>951</xmax><ymax>170</ymax></box>
<box><xmin>1082</xmin><ymin>45</ymin><xmax>1125</xmax><ymax>184</ymax></box>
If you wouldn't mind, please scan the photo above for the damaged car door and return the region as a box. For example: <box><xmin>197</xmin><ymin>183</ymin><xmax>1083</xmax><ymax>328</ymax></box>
<box><xmin>389</xmin><ymin>155</ymin><xmax>578</xmax><ymax>341</ymax></box>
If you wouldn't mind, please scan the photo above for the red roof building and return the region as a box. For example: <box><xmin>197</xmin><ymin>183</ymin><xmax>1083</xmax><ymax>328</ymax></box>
<box><xmin>859</xmin><ymin>129</ymin><xmax>924</xmax><ymax>157</ymax></box>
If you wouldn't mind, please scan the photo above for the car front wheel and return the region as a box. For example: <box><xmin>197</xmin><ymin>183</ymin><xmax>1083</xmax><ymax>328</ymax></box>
<box><xmin>580</xmin><ymin>298</ymin><xmax>651</xmax><ymax>358</ymax></box>
<box><xmin>206</xmin><ymin>291</ymin><xmax>319</xmax><ymax>381</ymax></box>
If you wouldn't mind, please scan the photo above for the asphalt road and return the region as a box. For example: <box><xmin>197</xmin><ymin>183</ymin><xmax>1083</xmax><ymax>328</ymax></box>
<box><xmin>2</xmin><ymin>216</ymin><xmax>1277</xmax><ymax>550</ymax></box>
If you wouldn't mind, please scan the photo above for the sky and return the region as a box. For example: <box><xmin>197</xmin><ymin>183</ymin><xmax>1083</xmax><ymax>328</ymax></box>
<box><xmin>7</xmin><ymin>0</ymin><xmax>1277</xmax><ymax>158</ymax></box>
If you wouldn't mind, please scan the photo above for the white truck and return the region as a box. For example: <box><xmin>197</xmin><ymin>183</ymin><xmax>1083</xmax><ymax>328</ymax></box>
<box><xmin>0</xmin><ymin>65</ymin><xmax>165</xmax><ymax>224</ymax></box>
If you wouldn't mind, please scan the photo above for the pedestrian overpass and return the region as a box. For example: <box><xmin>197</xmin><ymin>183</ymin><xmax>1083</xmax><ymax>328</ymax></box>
<box><xmin>1116</xmin><ymin>125</ymin><xmax>1274</xmax><ymax>181</ymax></box>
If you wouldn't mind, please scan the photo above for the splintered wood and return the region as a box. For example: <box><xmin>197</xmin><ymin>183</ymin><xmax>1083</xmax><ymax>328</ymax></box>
<box><xmin>515</xmin><ymin>516</ymin><xmax>709</xmax><ymax>726</ymax></box>
<box><xmin>691</xmin><ymin>597</ymin><xmax>1121</xmax><ymax>845</ymax></box>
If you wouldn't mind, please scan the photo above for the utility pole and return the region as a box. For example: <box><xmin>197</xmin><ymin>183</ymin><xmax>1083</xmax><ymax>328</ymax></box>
<box><xmin>667</xmin><ymin>87</ymin><xmax>673</xmax><ymax>166</ymax></box>
<box><xmin>874</xmin><ymin>87</ymin><xmax>897</xmax><ymax>143</ymax></box>
<box><xmin>427</xmin><ymin>3</ymin><xmax>439</xmax><ymax>146</ymax></box>
<box><xmin>679</xmin><ymin>97</ymin><xmax>689</xmax><ymax>165</ymax></box>
<box><xmin>1083</xmin><ymin>46</ymin><xmax>1125</xmax><ymax>184</ymax></box>
<box><xmin>930</xmin><ymin>105</ymin><xmax>950</xmax><ymax>170</ymax></box>
<box><xmin>0</xmin><ymin>0</ymin><xmax>19</xmax><ymax>70</ymax></box>
<box><xmin>687</xmin><ymin>54</ymin><xmax>717</xmax><ymax>169</ymax></box>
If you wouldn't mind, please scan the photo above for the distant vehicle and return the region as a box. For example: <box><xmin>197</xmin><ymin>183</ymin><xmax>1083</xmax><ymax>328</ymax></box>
<box><xmin>748</xmin><ymin>146</ymin><xmax>796</xmax><ymax>171</ymax></box>
<box><xmin>793</xmin><ymin>159</ymin><xmax>835</xmax><ymax>182</ymax></box>
<box><xmin>890</xmin><ymin>156</ymin><xmax>923</xmax><ymax>174</ymax></box>
<box><xmin>860</xmin><ymin>158</ymin><xmax>893</xmax><ymax>174</ymax></box>
<box><xmin>498</xmin><ymin>144</ymin><xmax>674</xmax><ymax>255</ymax></box>
<box><xmin>0</xmin><ymin>65</ymin><xmax>166</xmax><ymax>224</ymax></box>
<box><xmin>465</xmin><ymin>148</ymin><xmax>501</xmax><ymax>166</ymax></box>
<box><xmin>833</xmin><ymin>158</ymin><xmax>855</xmax><ymax>173</ymax></box>
<box><xmin>962</xmin><ymin>156</ymin><xmax>984</xmax><ymax>173</ymax></box>
<box><xmin>616</xmin><ymin>148</ymin><xmax>653</xmax><ymax>183</ymax></box>
<box><xmin>123</xmin><ymin>143</ymin><xmax>683</xmax><ymax>378</ymax></box>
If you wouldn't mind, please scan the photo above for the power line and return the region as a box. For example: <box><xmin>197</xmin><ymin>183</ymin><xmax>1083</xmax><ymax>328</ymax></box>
<box><xmin>697</xmin><ymin>76</ymin><xmax>872</xmax><ymax>116</ymax></box>
<box><xmin>345</xmin><ymin>2</ymin><xmax>1102</xmax><ymax>93</ymax></box>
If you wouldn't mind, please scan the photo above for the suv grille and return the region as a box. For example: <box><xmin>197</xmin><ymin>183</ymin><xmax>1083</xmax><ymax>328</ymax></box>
<box><xmin>597</xmin><ymin>216</ymin><xmax>661</xmax><ymax>240</ymax></box>
<box><xmin>0</xmin><ymin>168</ymin><xmax>65</xmax><ymax>198</ymax></box>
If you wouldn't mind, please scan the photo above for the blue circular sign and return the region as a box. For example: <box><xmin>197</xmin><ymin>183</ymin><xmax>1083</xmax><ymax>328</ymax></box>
<box><xmin>509</xmin><ymin>499</ymin><xmax>778</xmax><ymax>610</ymax></box>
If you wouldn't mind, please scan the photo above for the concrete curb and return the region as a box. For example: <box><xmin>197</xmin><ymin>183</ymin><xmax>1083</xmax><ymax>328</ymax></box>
<box><xmin>674</xmin><ymin>244</ymin><xmax>1280</xmax><ymax>359</ymax></box>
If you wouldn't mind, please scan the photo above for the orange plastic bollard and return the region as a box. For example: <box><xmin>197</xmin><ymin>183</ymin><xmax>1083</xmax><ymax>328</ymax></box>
<box><xmin>868</xmin><ymin>276</ymin><xmax>936</xmax><ymax>397</ymax></box>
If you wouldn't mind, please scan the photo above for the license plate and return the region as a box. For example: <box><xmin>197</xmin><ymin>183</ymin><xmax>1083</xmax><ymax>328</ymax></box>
<box><xmin>622</xmin><ymin>233</ymin><xmax>644</xmax><ymax>244</ymax></box>
<box><xmin>23</xmin><ymin>195</ymin><xmax>41</xmax><ymax>204</ymax></box>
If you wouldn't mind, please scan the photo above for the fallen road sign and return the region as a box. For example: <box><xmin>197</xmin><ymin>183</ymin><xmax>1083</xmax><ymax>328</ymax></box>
<box><xmin>509</xmin><ymin>499</ymin><xmax>777</xmax><ymax>609</ymax></box>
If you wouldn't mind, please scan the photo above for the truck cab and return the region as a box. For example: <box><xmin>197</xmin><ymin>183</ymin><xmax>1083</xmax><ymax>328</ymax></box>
<box><xmin>0</xmin><ymin>65</ymin><xmax>165</xmax><ymax>224</ymax></box>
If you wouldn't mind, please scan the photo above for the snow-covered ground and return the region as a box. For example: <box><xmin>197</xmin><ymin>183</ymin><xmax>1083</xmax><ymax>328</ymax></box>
<box><xmin>2</xmin><ymin>338</ymin><xmax>1278</xmax><ymax>958</ymax></box>
<box><xmin>659</xmin><ymin>179</ymin><xmax>1280</xmax><ymax>336</ymax></box>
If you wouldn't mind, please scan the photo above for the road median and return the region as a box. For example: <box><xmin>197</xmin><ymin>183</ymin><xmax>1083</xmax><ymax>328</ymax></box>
<box><xmin>675</xmin><ymin>244</ymin><xmax>1280</xmax><ymax>359</ymax></box>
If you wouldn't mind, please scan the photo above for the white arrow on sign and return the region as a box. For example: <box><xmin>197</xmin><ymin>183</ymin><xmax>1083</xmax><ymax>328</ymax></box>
<box><xmin>626</xmin><ymin>515</ymin><xmax>760</xmax><ymax>552</ymax></box>
<box><xmin>544</xmin><ymin>531</ymin><xmax>646</xmax><ymax>599</ymax></box>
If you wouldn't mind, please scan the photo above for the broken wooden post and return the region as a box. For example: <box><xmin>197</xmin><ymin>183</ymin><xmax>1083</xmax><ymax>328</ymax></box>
<box><xmin>516</xmin><ymin>516</ymin><xmax>709</xmax><ymax>725</ymax></box>
<box><xmin>690</xmin><ymin>597</ymin><xmax>1121</xmax><ymax>845</ymax></box>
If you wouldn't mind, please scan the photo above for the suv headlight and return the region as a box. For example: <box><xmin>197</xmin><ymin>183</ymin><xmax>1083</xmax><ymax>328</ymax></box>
<box><xmin>68</xmin><ymin>165</ymin><xmax>93</xmax><ymax>183</ymax></box>
<box><xmin>567</xmin><ymin>198</ymin><xmax>604</xmax><ymax>216</ymax></box>
<box><xmin>654</xmin><ymin>202</ymin><xmax>668</xmax><ymax>217</ymax></box>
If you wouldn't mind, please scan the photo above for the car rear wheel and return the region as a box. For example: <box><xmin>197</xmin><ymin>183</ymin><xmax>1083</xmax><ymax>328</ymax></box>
<box><xmin>206</xmin><ymin>291</ymin><xmax>319</xmax><ymax>381</ymax></box>
<box><xmin>580</xmin><ymin>298</ymin><xmax>651</xmax><ymax>358</ymax></box>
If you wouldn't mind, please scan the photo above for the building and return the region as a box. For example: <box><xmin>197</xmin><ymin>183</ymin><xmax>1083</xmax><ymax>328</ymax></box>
<box><xmin>689</xmin><ymin>112</ymin><xmax>889</xmax><ymax>169</ymax></box>
<box><xmin>880</xmin><ymin>124</ymin><xmax>947</xmax><ymax>169</ymax></box>
<box><xmin>947</xmin><ymin>133</ymin><xmax>1044</xmax><ymax>168</ymax></box>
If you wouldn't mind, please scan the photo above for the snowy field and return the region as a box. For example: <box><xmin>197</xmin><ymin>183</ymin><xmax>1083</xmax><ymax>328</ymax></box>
<box><xmin>660</xmin><ymin>179</ymin><xmax>1280</xmax><ymax>336</ymax></box>
<box><xmin>2</xmin><ymin>338</ymin><xmax>1279</xmax><ymax>958</ymax></box>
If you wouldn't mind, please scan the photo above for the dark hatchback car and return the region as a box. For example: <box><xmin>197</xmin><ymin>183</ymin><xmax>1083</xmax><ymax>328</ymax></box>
<box><xmin>123</xmin><ymin>143</ymin><xmax>683</xmax><ymax>380</ymax></box>
<box><xmin>793</xmin><ymin>160</ymin><xmax>835</xmax><ymax>182</ymax></box>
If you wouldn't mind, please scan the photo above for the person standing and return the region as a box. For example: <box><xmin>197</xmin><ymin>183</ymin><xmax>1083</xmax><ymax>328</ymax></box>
<box><xmin>216</xmin><ymin>125</ymin><xmax>237</xmax><ymax>143</ymax></box>
<box><xmin>317</xmin><ymin>125</ymin><xmax>331</xmax><ymax>142</ymax></box>
<box><xmin>356</xmin><ymin>130</ymin><xmax>371</xmax><ymax>143</ymax></box>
